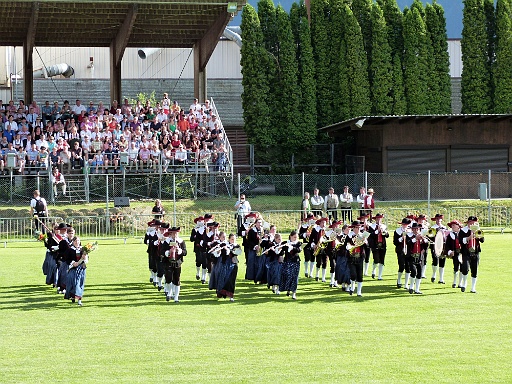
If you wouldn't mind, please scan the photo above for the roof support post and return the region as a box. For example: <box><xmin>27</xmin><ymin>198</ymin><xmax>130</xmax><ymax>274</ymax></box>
<box><xmin>193</xmin><ymin>10</ymin><xmax>231</xmax><ymax>102</ymax></box>
<box><xmin>109</xmin><ymin>4</ymin><xmax>137</xmax><ymax>105</ymax></box>
<box><xmin>24</xmin><ymin>2</ymin><xmax>39</xmax><ymax>104</ymax></box>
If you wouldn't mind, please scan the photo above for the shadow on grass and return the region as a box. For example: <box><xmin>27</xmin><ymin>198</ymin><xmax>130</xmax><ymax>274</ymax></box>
<box><xmin>0</xmin><ymin>275</ymin><xmax>461</xmax><ymax>310</ymax></box>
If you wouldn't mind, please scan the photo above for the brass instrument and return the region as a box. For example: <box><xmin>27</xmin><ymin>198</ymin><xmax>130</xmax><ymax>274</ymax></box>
<box><xmin>420</xmin><ymin>229</ymin><xmax>435</xmax><ymax>244</ymax></box>
<box><xmin>427</xmin><ymin>227</ymin><xmax>437</xmax><ymax>237</ymax></box>
<box><xmin>470</xmin><ymin>224</ymin><xmax>484</xmax><ymax>239</ymax></box>
<box><xmin>313</xmin><ymin>235</ymin><xmax>330</xmax><ymax>257</ymax></box>
<box><xmin>261</xmin><ymin>241</ymin><xmax>289</xmax><ymax>256</ymax></box>
<box><xmin>334</xmin><ymin>234</ymin><xmax>348</xmax><ymax>251</ymax></box>
<box><xmin>346</xmin><ymin>231</ymin><xmax>370</xmax><ymax>251</ymax></box>
<box><xmin>167</xmin><ymin>241</ymin><xmax>177</xmax><ymax>260</ymax></box>
<box><xmin>305</xmin><ymin>224</ymin><xmax>314</xmax><ymax>241</ymax></box>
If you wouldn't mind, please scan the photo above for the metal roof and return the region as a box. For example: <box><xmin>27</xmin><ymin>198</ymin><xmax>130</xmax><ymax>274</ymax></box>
<box><xmin>319</xmin><ymin>114</ymin><xmax>512</xmax><ymax>135</ymax></box>
<box><xmin>0</xmin><ymin>0</ymin><xmax>245</xmax><ymax>48</ymax></box>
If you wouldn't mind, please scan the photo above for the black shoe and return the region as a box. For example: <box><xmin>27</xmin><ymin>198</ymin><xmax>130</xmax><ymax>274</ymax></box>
<box><xmin>195</xmin><ymin>275</ymin><xmax>200</xmax><ymax>280</ymax></box>
<box><xmin>153</xmin><ymin>282</ymin><xmax>157</xmax><ymax>287</ymax></box>
<box><xmin>457</xmin><ymin>285</ymin><xmax>461</xmax><ymax>288</ymax></box>
<box><xmin>461</xmin><ymin>287</ymin><xmax>465</xmax><ymax>292</ymax></box>
<box><xmin>349</xmin><ymin>289</ymin><xmax>353</xmax><ymax>296</ymax></box>
<box><xmin>158</xmin><ymin>285</ymin><xmax>163</xmax><ymax>291</ymax></box>
<box><xmin>397</xmin><ymin>283</ymin><xmax>402</xmax><ymax>288</ymax></box>
<box><xmin>372</xmin><ymin>274</ymin><xmax>375</xmax><ymax>279</ymax></box>
<box><xmin>409</xmin><ymin>288</ymin><xmax>413</xmax><ymax>294</ymax></box>
<box><xmin>329</xmin><ymin>284</ymin><xmax>333</xmax><ymax>288</ymax></box>
<box><xmin>305</xmin><ymin>273</ymin><xmax>308</xmax><ymax>278</ymax></box>
<box><xmin>438</xmin><ymin>281</ymin><xmax>445</xmax><ymax>284</ymax></box>
<box><xmin>286</xmin><ymin>291</ymin><xmax>290</xmax><ymax>296</ymax></box>
<box><xmin>414</xmin><ymin>291</ymin><xmax>423</xmax><ymax>294</ymax></box>
<box><xmin>431</xmin><ymin>277</ymin><xmax>435</xmax><ymax>283</ymax></box>
<box><xmin>452</xmin><ymin>284</ymin><xmax>456</xmax><ymax>288</ymax></box>
<box><xmin>201</xmin><ymin>280</ymin><xmax>206</xmax><ymax>284</ymax></box>
<box><xmin>470</xmin><ymin>290</ymin><xmax>477</xmax><ymax>293</ymax></box>
<box><xmin>71</xmin><ymin>298</ymin><xmax>75</xmax><ymax>303</ymax></box>
<box><xmin>315</xmin><ymin>277</ymin><xmax>319</xmax><ymax>281</ymax></box>
<box><xmin>150</xmin><ymin>278</ymin><xmax>153</xmax><ymax>283</ymax></box>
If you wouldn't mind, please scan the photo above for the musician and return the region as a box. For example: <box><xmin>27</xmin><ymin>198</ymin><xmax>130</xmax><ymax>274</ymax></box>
<box><xmin>358</xmin><ymin>214</ymin><xmax>372</xmax><ymax>276</ymax></box>
<box><xmin>393</xmin><ymin>218</ymin><xmax>412</xmax><ymax>288</ymax></box>
<box><xmin>263</xmin><ymin>232</ymin><xmax>284</xmax><ymax>294</ymax></box>
<box><xmin>430</xmin><ymin>214</ymin><xmax>447</xmax><ymax>283</ymax></box>
<box><xmin>239</xmin><ymin>212</ymin><xmax>256</xmax><ymax>270</ymax></box>
<box><xmin>334</xmin><ymin>224</ymin><xmax>351</xmax><ymax>291</ymax></box>
<box><xmin>363</xmin><ymin>188</ymin><xmax>375</xmax><ymax>220</ymax></box>
<box><xmin>445</xmin><ymin>220</ymin><xmax>462</xmax><ymax>289</ymax></box>
<box><xmin>324</xmin><ymin>187</ymin><xmax>339</xmax><ymax>221</ymax></box>
<box><xmin>308</xmin><ymin>217</ymin><xmax>328</xmax><ymax>282</ymax></box>
<box><xmin>190</xmin><ymin>216</ymin><xmax>205</xmax><ymax>281</ymax></box>
<box><xmin>416</xmin><ymin>214</ymin><xmax>429</xmax><ymax>278</ymax></box>
<box><xmin>299</xmin><ymin>213</ymin><xmax>315</xmax><ymax>278</ymax></box>
<box><xmin>216</xmin><ymin>233</ymin><xmax>240</xmax><ymax>301</ymax></box>
<box><xmin>64</xmin><ymin>236</ymin><xmax>88</xmax><ymax>306</ymax></box>
<box><xmin>161</xmin><ymin>226</ymin><xmax>187</xmax><ymax>302</ymax></box>
<box><xmin>209</xmin><ymin>231</ymin><xmax>229</xmax><ymax>292</ymax></box>
<box><xmin>310</xmin><ymin>188</ymin><xmax>324</xmax><ymax>217</ymax></box>
<box><xmin>459</xmin><ymin>216</ymin><xmax>483</xmax><ymax>293</ymax></box>
<box><xmin>406</xmin><ymin>223</ymin><xmax>428</xmax><ymax>294</ymax></box>
<box><xmin>56</xmin><ymin>226</ymin><xmax>75</xmax><ymax>294</ymax></box>
<box><xmin>155</xmin><ymin>222</ymin><xmax>170</xmax><ymax>291</ymax></box>
<box><xmin>246</xmin><ymin>218</ymin><xmax>263</xmax><ymax>283</ymax></box>
<box><xmin>279</xmin><ymin>231</ymin><xmax>302</xmax><ymax>300</ymax></box>
<box><xmin>356</xmin><ymin>186</ymin><xmax>366</xmax><ymax>218</ymax></box>
<box><xmin>368</xmin><ymin>213</ymin><xmax>389</xmax><ymax>280</ymax></box>
<box><xmin>347</xmin><ymin>221</ymin><xmax>367</xmax><ymax>297</ymax></box>
<box><xmin>43</xmin><ymin>223</ymin><xmax>65</xmax><ymax>287</ymax></box>
<box><xmin>325</xmin><ymin>221</ymin><xmax>342</xmax><ymax>287</ymax></box>
<box><xmin>203</xmin><ymin>221</ymin><xmax>220</xmax><ymax>285</ymax></box>
<box><xmin>301</xmin><ymin>192</ymin><xmax>311</xmax><ymax>221</ymax></box>
<box><xmin>255</xmin><ymin>225</ymin><xmax>277</xmax><ymax>286</ymax></box>
<box><xmin>339</xmin><ymin>186</ymin><xmax>353</xmax><ymax>223</ymax></box>
<box><xmin>144</xmin><ymin>219</ymin><xmax>160</xmax><ymax>285</ymax></box>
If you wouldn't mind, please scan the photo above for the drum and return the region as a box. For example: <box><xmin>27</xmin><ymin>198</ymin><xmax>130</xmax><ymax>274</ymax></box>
<box><xmin>434</xmin><ymin>231</ymin><xmax>444</xmax><ymax>257</ymax></box>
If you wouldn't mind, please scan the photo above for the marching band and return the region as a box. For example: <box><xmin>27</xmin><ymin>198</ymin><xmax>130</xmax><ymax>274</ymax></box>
<box><xmin>36</xmin><ymin>204</ymin><xmax>484</xmax><ymax>305</ymax></box>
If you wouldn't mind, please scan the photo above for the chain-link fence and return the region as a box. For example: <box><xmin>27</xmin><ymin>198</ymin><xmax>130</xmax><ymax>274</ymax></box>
<box><xmin>0</xmin><ymin>170</ymin><xmax>510</xmax><ymax>207</ymax></box>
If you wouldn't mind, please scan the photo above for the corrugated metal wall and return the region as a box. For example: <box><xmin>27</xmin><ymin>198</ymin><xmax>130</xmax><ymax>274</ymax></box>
<box><xmin>3</xmin><ymin>40</ymin><xmax>241</xmax><ymax>80</ymax></box>
<box><xmin>448</xmin><ymin>39</ymin><xmax>462</xmax><ymax>78</ymax></box>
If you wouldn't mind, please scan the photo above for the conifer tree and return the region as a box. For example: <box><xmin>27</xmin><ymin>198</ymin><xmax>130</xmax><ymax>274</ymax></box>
<box><xmin>493</xmin><ymin>0</ymin><xmax>512</xmax><ymax>113</ymax></box>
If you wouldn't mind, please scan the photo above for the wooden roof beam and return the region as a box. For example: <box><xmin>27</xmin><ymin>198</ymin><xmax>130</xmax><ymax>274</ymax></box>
<box><xmin>111</xmin><ymin>3</ymin><xmax>138</xmax><ymax>67</ymax></box>
<box><xmin>195</xmin><ymin>9</ymin><xmax>232</xmax><ymax>70</ymax></box>
<box><xmin>25</xmin><ymin>1</ymin><xmax>39</xmax><ymax>65</ymax></box>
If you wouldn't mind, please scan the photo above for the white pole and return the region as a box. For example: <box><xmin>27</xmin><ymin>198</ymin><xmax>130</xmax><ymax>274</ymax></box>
<box><xmin>488</xmin><ymin>169</ymin><xmax>491</xmax><ymax>224</ymax></box>
<box><xmin>427</xmin><ymin>170</ymin><xmax>431</xmax><ymax>217</ymax></box>
<box><xmin>302</xmin><ymin>172</ymin><xmax>305</xmax><ymax>198</ymax></box>
<box><xmin>237</xmin><ymin>173</ymin><xmax>241</xmax><ymax>201</ymax></box>
<box><xmin>173</xmin><ymin>173</ymin><xmax>176</xmax><ymax>227</ymax></box>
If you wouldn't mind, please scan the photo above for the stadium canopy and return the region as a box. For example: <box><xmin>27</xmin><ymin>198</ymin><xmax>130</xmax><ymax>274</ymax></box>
<box><xmin>0</xmin><ymin>0</ymin><xmax>246</xmax><ymax>103</ymax></box>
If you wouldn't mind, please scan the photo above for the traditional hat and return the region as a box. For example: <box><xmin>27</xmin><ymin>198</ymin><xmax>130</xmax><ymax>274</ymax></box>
<box><xmin>57</xmin><ymin>223</ymin><xmax>67</xmax><ymax>229</ymax></box>
<box><xmin>406</xmin><ymin>214</ymin><xmax>417</xmax><ymax>221</ymax></box>
<box><xmin>302</xmin><ymin>212</ymin><xmax>314</xmax><ymax>222</ymax></box>
<box><xmin>367</xmin><ymin>188</ymin><xmax>374</xmax><ymax>193</ymax></box>
<box><xmin>169</xmin><ymin>226</ymin><xmax>181</xmax><ymax>232</ymax></box>
<box><xmin>349</xmin><ymin>220</ymin><xmax>362</xmax><ymax>228</ymax></box>
<box><xmin>467</xmin><ymin>216</ymin><xmax>478</xmax><ymax>223</ymax></box>
<box><xmin>147</xmin><ymin>219</ymin><xmax>156</xmax><ymax>226</ymax></box>
<box><xmin>448</xmin><ymin>220</ymin><xmax>462</xmax><ymax>227</ymax></box>
<box><xmin>328</xmin><ymin>220</ymin><xmax>342</xmax><ymax>229</ymax></box>
<box><xmin>316</xmin><ymin>217</ymin><xmax>328</xmax><ymax>225</ymax></box>
<box><xmin>204</xmin><ymin>213</ymin><xmax>214</xmax><ymax>220</ymax></box>
<box><xmin>374</xmin><ymin>213</ymin><xmax>384</xmax><ymax>219</ymax></box>
<box><xmin>207</xmin><ymin>222</ymin><xmax>220</xmax><ymax>228</ymax></box>
<box><xmin>193</xmin><ymin>216</ymin><xmax>204</xmax><ymax>224</ymax></box>
<box><xmin>357</xmin><ymin>215</ymin><xmax>368</xmax><ymax>221</ymax></box>
<box><xmin>399</xmin><ymin>218</ymin><xmax>412</xmax><ymax>225</ymax></box>
<box><xmin>431</xmin><ymin>213</ymin><xmax>444</xmax><ymax>221</ymax></box>
<box><xmin>417</xmin><ymin>214</ymin><xmax>427</xmax><ymax>221</ymax></box>
<box><xmin>411</xmin><ymin>222</ymin><xmax>422</xmax><ymax>229</ymax></box>
<box><xmin>160</xmin><ymin>222</ymin><xmax>170</xmax><ymax>229</ymax></box>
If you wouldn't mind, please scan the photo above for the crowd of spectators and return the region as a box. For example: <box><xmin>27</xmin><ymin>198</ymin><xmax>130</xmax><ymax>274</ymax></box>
<box><xmin>0</xmin><ymin>94</ymin><xmax>229</xmax><ymax>175</ymax></box>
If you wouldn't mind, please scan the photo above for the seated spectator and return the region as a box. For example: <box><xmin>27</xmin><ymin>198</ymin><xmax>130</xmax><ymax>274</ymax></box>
<box><xmin>81</xmin><ymin>136</ymin><xmax>92</xmax><ymax>160</ymax></box>
<box><xmin>57</xmin><ymin>138</ymin><xmax>71</xmax><ymax>173</ymax></box>
<box><xmin>215</xmin><ymin>143</ymin><xmax>227</xmax><ymax>172</ymax></box>
<box><xmin>2</xmin><ymin>142</ymin><xmax>16</xmax><ymax>174</ymax></box>
<box><xmin>71</xmin><ymin>142</ymin><xmax>84</xmax><ymax>169</ymax></box>
<box><xmin>52</xmin><ymin>167</ymin><xmax>66</xmax><ymax>197</ymax></box>
<box><xmin>26</xmin><ymin>143</ymin><xmax>39</xmax><ymax>168</ymax></box>
<box><xmin>127</xmin><ymin>142</ymin><xmax>139</xmax><ymax>171</ymax></box>
<box><xmin>15</xmin><ymin>145</ymin><xmax>27</xmax><ymax>174</ymax></box>
<box><xmin>49</xmin><ymin>147</ymin><xmax>61</xmax><ymax>171</ymax></box>
<box><xmin>50</xmin><ymin>101</ymin><xmax>61</xmax><ymax>123</ymax></box>
<box><xmin>149</xmin><ymin>144</ymin><xmax>160</xmax><ymax>172</ymax></box>
<box><xmin>161</xmin><ymin>93</ymin><xmax>171</xmax><ymax>114</ymax></box>
<box><xmin>89</xmin><ymin>150</ymin><xmax>104</xmax><ymax>173</ymax></box>
<box><xmin>37</xmin><ymin>146</ymin><xmax>49</xmax><ymax>171</ymax></box>
<box><xmin>121</xmin><ymin>98</ymin><xmax>131</xmax><ymax>115</ymax></box>
<box><xmin>138</xmin><ymin>144</ymin><xmax>151</xmax><ymax>172</ymax></box>
<box><xmin>4</xmin><ymin>114</ymin><xmax>18</xmax><ymax>134</ymax></box>
<box><xmin>13</xmin><ymin>134</ymin><xmax>22</xmax><ymax>150</ymax></box>
<box><xmin>47</xmin><ymin>136</ymin><xmax>56</xmax><ymax>152</ymax></box>
<box><xmin>174</xmin><ymin>144</ymin><xmax>188</xmax><ymax>172</ymax></box>
<box><xmin>162</xmin><ymin>147</ymin><xmax>173</xmax><ymax>173</ymax></box>
<box><xmin>3</xmin><ymin>122</ymin><xmax>15</xmax><ymax>143</ymax></box>
<box><xmin>86</xmin><ymin>101</ymin><xmax>97</xmax><ymax>115</ymax></box>
<box><xmin>103</xmin><ymin>142</ymin><xmax>119</xmax><ymax>172</ymax></box>
<box><xmin>26</xmin><ymin>107</ymin><xmax>39</xmax><ymax>127</ymax></box>
<box><xmin>199</xmin><ymin>142</ymin><xmax>211</xmax><ymax>173</ymax></box>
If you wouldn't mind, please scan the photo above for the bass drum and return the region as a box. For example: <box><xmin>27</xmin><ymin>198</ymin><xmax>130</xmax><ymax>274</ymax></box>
<box><xmin>434</xmin><ymin>230</ymin><xmax>444</xmax><ymax>257</ymax></box>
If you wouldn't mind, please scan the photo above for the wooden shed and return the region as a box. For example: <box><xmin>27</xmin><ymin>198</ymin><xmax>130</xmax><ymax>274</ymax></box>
<box><xmin>320</xmin><ymin>115</ymin><xmax>512</xmax><ymax>173</ymax></box>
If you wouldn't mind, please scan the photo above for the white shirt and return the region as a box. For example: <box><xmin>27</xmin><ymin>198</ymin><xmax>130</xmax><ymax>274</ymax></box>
<box><xmin>310</xmin><ymin>194</ymin><xmax>324</xmax><ymax>208</ymax></box>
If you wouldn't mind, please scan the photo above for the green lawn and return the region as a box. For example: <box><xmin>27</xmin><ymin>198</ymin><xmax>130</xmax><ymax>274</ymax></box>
<box><xmin>0</xmin><ymin>236</ymin><xmax>511</xmax><ymax>383</ymax></box>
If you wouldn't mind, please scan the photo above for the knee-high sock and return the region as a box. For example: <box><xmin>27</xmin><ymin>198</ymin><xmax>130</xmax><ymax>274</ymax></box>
<box><xmin>458</xmin><ymin>272</ymin><xmax>463</xmax><ymax>287</ymax></box>
<box><xmin>439</xmin><ymin>267</ymin><xmax>445</xmax><ymax>282</ymax></box>
<box><xmin>321</xmin><ymin>268</ymin><xmax>326</xmax><ymax>281</ymax></box>
<box><xmin>453</xmin><ymin>271</ymin><xmax>458</xmax><ymax>286</ymax></box>
<box><xmin>471</xmin><ymin>277</ymin><xmax>477</xmax><ymax>292</ymax></box>
<box><xmin>378</xmin><ymin>264</ymin><xmax>384</xmax><ymax>279</ymax></box>
<box><xmin>357</xmin><ymin>282</ymin><xmax>363</xmax><ymax>295</ymax></box>
<box><xmin>372</xmin><ymin>263</ymin><xmax>377</xmax><ymax>275</ymax></box>
<box><xmin>363</xmin><ymin>262</ymin><xmax>369</xmax><ymax>275</ymax></box>
<box><xmin>405</xmin><ymin>272</ymin><xmax>410</xmax><ymax>288</ymax></box>
<box><xmin>330</xmin><ymin>273</ymin><xmax>335</xmax><ymax>285</ymax></box>
<box><xmin>431</xmin><ymin>265</ymin><xmax>438</xmax><ymax>279</ymax></box>
<box><xmin>196</xmin><ymin>266</ymin><xmax>200</xmax><ymax>276</ymax></box>
<box><xmin>315</xmin><ymin>267</ymin><xmax>319</xmax><ymax>278</ymax></box>
<box><xmin>201</xmin><ymin>268</ymin><xmax>206</xmax><ymax>281</ymax></box>
<box><xmin>304</xmin><ymin>261</ymin><xmax>309</xmax><ymax>275</ymax></box>
<box><xmin>350</xmin><ymin>280</ymin><xmax>355</xmax><ymax>291</ymax></box>
<box><xmin>174</xmin><ymin>285</ymin><xmax>180</xmax><ymax>301</ymax></box>
<box><xmin>462</xmin><ymin>274</ymin><xmax>468</xmax><ymax>288</ymax></box>
<box><xmin>421</xmin><ymin>264</ymin><xmax>426</xmax><ymax>278</ymax></box>
<box><xmin>309</xmin><ymin>263</ymin><xmax>314</xmax><ymax>276</ymax></box>
<box><xmin>397</xmin><ymin>271</ymin><xmax>403</xmax><ymax>285</ymax></box>
<box><xmin>415</xmin><ymin>278</ymin><xmax>422</xmax><ymax>293</ymax></box>
<box><xmin>62</xmin><ymin>184</ymin><xmax>66</xmax><ymax>194</ymax></box>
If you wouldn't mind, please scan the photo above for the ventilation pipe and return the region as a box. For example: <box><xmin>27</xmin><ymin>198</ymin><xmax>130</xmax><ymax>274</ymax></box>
<box><xmin>137</xmin><ymin>48</ymin><xmax>161</xmax><ymax>59</ymax></box>
<box><xmin>33</xmin><ymin>63</ymin><xmax>74</xmax><ymax>78</ymax></box>
<box><xmin>223</xmin><ymin>27</ymin><xmax>242</xmax><ymax>48</ymax></box>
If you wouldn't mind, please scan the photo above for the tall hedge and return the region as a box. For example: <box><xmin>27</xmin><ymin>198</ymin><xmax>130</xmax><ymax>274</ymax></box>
<box><xmin>493</xmin><ymin>0</ymin><xmax>512</xmax><ymax>113</ymax></box>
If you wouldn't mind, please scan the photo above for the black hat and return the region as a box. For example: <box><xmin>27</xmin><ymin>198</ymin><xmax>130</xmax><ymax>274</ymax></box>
<box><xmin>431</xmin><ymin>213</ymin><xmax>444</xmax><ymax>221</ymax></box>
<box><xmin>411</xmin><ymin>222</ymin><xmax>422</xmax><ymax>229</ymax></box>
<box><xmin>349</xmin><ymin>221</ymin><xmax>362</xmax><ymax>228</ymax></box>
<box><xmin>204</xmin><ymin>213</ymin><xmax>214</xmax><ymax>220</ymax></box>
<box><xmin>169</xmin><ymin>226</ymin><xmax>181</xmax><ymax>232</ymax></box>
<box><xmin>160</xmin><ymin>222</ymin><xmax>170</xmax><ymax>229</ymax></box>
<box><xmin>467</xmin><ymin>216</ymin><xmax>478</xmax><ymax>222</ymax></box>
<box><xmin>399</xmin><ymin>218</ymin><xmax>412</xmax><ymax>225</ymax></box>
<box><xmin>207</xmin><ymin>221</ymin><xmax>220</xmax><ymax>228</ymax></box>
<box><xmin>153</xmin><ymin>219</ymin><xmax>162</xmax><ymax>226</ymax></box>
<box><xmin>57</xmin><ymin>223</ymin><xmax>67</xmax><ymax>229</ymax></box>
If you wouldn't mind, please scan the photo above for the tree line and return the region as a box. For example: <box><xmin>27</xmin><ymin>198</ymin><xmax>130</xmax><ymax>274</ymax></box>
<box><xmin>241</xmin><ymin>0</ymin><xmax>511</xmax><ymax>171</ymax></box>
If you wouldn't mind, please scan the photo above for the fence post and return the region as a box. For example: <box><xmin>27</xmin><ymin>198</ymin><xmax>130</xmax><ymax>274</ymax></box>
<box><xmin>364</xmin><ymin>171</ymin><xmax>368</xmax><ymax>190</ymax></box>
<box><xmin>105</xmin><ymin>174</ymin><xmax>110</xmax><ymax>234</ymax></box>
<box><xmin>194</xmin><ymin>158</ymin><xmax>198</xmax><ymax>200</ymax></box>
<box><xmin>158</xmin><ymin>156</ymin><xmax>162</xmax><ymax>200</ymax></box>
<box><xmin>330</xmin><ymin>143</ymin><xmax>335</xmax><ymax>175</ymax></box>
<box><xmin>85</xmin><ymin>170</ymin><xmax>90</xmax><ymax>204</ymax></box>
<box><xmin>237</xmin><ymin>173</ymin><xmax>241</xmax><ymax>200</ymax></box>
<box><xmin>427</xmin><ymin>170</ymin><xmax>431</xmax><ymax>217</ymax></box>
<box><xmin>9</xmin><ymin>170</ymin><xmax>13</xmax><ymax>203</ymax></box>
<box><xmin>302</xmin><ymin>172</ymin><xmax>305</xmax><ymax>199</ymax></box>
<box><xmin>173</xmin><ymin>173</ymin><xmax>176</xmax><ymax>227</ymax></box>
<box><xmin>488</xmin><ymin>169</ymin><xmax>491</xmax><ymax>224</ymax></box>
<box><xmin>250</xmin><ymin>144</ymin><xmax>254</xmax><ymax>175</ymax></box>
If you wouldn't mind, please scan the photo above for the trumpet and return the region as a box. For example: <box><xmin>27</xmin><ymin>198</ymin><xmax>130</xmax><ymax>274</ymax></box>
<box><xmin>420</xmin><ymin>229</ymin><xmax>435</xmax><ymax>244</ymax></box>
<box><xmin>427</xmin><ymin>227</ymin><xmax>437</xmax><ymax>237</ymax></box>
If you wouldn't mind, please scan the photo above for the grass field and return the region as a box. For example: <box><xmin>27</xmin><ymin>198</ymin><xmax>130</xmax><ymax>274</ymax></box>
<box><xmin>1</xmin><ymin>236</ymin><xmax>511</xmax><ymax>383</ymax></box>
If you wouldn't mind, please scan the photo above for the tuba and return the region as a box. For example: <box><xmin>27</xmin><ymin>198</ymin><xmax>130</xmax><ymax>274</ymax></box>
<box><xmin>313</xmin><ymin>235</ymin><xmax>329</xmax><ymax>257</ymax></box>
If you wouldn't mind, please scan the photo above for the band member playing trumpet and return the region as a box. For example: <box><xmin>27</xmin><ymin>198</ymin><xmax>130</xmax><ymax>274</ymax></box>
<box><xmin>279</xmin><ymin>231</ymin><xmax>302</xmax><ymax>300</ymax></box>
<box><xmin>208</xmin><ymin>231</ymin><xmax>227</xmax><ymax>292</ymax></box>
<box><xmin>346</xmin><ymin>221</ymin><xmax>367</xmax><ymax>297</ymax></box>
<box><xmin>308</xmin><ymin>217</ymin><xmax>328</xmax><ymax>282</ymax></box>
<box><xmin>161</xmin><ymin>226</ymin><xmax>187</xmax><ymax>302</ymax></box>
<box><xmin>358</xmin><ymin>214</ymin><xmax>372</xmax><ymax>276</ymax></box>
<box><xmin>203</xmin><ymin>221</ymin><xmax>220</xmax><ymax>285</ymax></box>
<box><xmin>144</xmin><ymin>219</ymin><xmax>161</xmax><ymax>285</ymax></box>
<box><xmin>445</xmin><ymin>220</ymin><xmax>462</xmax><ymax>289</ymax></box>
<box><xmin>393</xmin><ymin>218</ymin><xmax>412</xmax><ymax>288</ymax></box>
<box><xmin>430</xmin><ymin>214</ymin><xmax>447</xmax><ymax>283</ymax></box>
<box><xmin>406</xmin><ymin>223</ymin><xmax>428</xmax><ymax>294</ymax></box>
<box><xmin>246</xmin><ymin>218</ymin><xmax>263</xmax><ymax>282</ymax></box>
<box><xmin>325</xmin><ymin>221</ymin><xmax>342</xmax><ymax>287</ymax></box>
<box><xmin>263</xmin><ymin>233</ymin><xmax>284</xmax><ymax>294</ymax></box>
<box><xmin>416</xmin><ymin>214</ymin><xmax>429</xmax><ymax>278</ymax></box>
<box><xmin>334</xmin><ymin>225</ymin><xmax>351</xmax><ymax>291</ymax></box>
<box><xmin>459</xmin><ymin>216</ymin><xmax>484</xmax><ymax>293</ymax></box>
<box><xmin>155</xmin><ymin>222</ymin><xmax>170</xmax><ymax>291</ymax></box>
<box><xmin>299</xmin><ymin>213</ymin><xmax>315</xmax><ymax>278</ymax></box>
<box><xmin>368</xmin><ymin>213</ymin><xmax>389</xmax><ymax>280</ymax></box>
